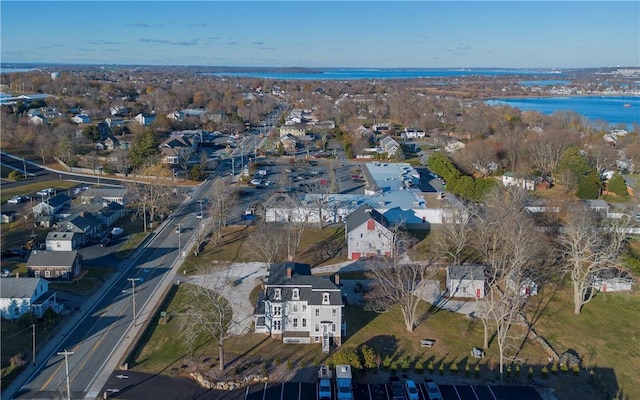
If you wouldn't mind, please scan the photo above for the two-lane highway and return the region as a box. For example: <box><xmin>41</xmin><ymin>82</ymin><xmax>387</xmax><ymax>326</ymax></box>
<box><xmin>13</xmin><ymin>184</ymin><xmax>210</xmax><ymax>400</ymax></box>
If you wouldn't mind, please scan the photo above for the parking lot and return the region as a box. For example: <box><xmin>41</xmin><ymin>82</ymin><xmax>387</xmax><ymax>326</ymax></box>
<box><xmin>200</xmin><ymin>381</ymin><xmax>543</xmax><ymax>400</ymax></box>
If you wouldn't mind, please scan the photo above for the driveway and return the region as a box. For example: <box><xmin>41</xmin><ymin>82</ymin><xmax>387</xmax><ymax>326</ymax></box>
<box><xmin>189</xmin><ymin>259</ymin><xmax>479</xmax><ymax>338</ymax></box>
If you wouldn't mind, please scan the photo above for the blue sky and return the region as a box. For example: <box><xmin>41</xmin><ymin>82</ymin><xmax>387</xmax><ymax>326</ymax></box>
<box><xmin>1</xmin><ymin>1</ymin><xmax>638</xmax><ymax>68</ymax></box>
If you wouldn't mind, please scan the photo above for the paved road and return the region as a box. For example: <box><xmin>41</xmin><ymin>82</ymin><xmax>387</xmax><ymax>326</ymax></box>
<box><xmin>7</xmin><ymin>182</ymin><xmax>210</xmax><ymax>399</ymax></box>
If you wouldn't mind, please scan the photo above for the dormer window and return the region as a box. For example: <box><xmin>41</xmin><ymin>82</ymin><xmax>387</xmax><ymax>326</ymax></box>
<box><xmin>274</xmin><ymin>288</ymin><xmax>281</xmax><ymax>300</ymax></box>
<box><xmin>322</xmin><ymin>292</ymin><xmax>330</xmax><ymax>305</ymax></box>
<box><xmin>292</xmin><ymin>288</ymin><xmax>299</xmax><ymax>300</ymax></box>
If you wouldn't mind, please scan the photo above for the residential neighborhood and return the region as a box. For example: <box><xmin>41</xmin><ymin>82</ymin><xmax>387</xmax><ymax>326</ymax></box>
<box><xmin>0</xmin><ymin>64</ymin><xmax>638</xmax><ymax>400</ymax></box>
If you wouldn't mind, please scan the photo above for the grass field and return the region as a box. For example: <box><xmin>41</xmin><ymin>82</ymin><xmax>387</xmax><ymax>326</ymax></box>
<box><xmin>127</xmin><ymin>222</ymin><xmax>640</xmax><ymax>400</ymax></box>
<box><xmin>0</xmin><ymin>180</ymin><xmax>78</xmax><ymax>204</ymax></box>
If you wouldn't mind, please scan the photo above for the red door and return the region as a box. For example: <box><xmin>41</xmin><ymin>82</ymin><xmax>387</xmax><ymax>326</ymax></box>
<box><xmin>476</xmin><ymin>288</ymin><xmax>481</xmax><ymax>298</ymax></box>
<box><xmin>351</xmin><ymin>252</ymin><xmax>361</xmax><ymax>260</ymax></box>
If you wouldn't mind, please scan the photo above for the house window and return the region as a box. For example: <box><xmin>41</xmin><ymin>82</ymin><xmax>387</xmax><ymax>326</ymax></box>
<box><xmin>292</xmin><ymin>288</ymin><xmax>299</xmax><ymax>300</ymax></box>
<box><xmin>57</xmin><ymin>242</ymin><xmax>60</xmax><ymax>248</ymax></box>
<box><xmin>332</xmin><ymin>309</ymin><xmax>337</xmax><ymax>317</ymax></box>
<box><xmin>273</xmin><ymin>320</ymin><xmax>281</xmax><ymax>331</ymax></box>
<box><xmin>314</xmin><ymin>324</ymin><xmax>320</xmax><ymax>333</ymax></box>
<box><xmin>293</xmin><ymin>304</ymin><xmax>298</xmax><ymax>313</ymax></box>
<box><xmin>62</xmin><ymin>271</ymin><xmax>67</xmax><ymax>278</ymax></box>
<box><xmin>302</xmin><ymin>305</ymin><xmax>307</xmax><ymax>313</ymax></box>
<box><xmin>35</xmin><ymin>270</ymin><xmax>41</xmax><ymax>277</ymax></box>
<box><xmin>302</xmin><ymin>318</ymin><xmax>307</xmax><ymax>328</ymax></box>
<box><xmin>360</xmin><ymin>233</ymin><xmax>363</xmax><ymax>238</ymax></box>
<box><xmin>293</xmin><ymin>318</ymin><xmax>298</xmax><ymax>328</ymax></box>
<box><xmin>273</xmin><ymin>305</ymin><xmax>281</xmax><ymax>316</ymax></box>
<box><xmin>332</xmin><ymin>324</ymin><xmax>336</xmax><ymax>332</ymax></box>
<box><xmin>315</xmin><ymin>308</ymin><xmax>320</xmax><ymax>317</ymax></box>
<box><xmin>44</xmin><ymin>270</ymin><xmax>51</xmax><ymax>278</ymax></box>
<box><xmin>274</xmin><ymin>288</ymin><xmax>281</xmax><ymax>300</ymax></box>
<box><xmin>323</xmin><ymin>293</ymin><xmax>330</xmax><ymax>304</ymax></box>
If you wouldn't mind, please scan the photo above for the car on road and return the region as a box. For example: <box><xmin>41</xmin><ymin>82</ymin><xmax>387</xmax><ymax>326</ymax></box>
<box><xmin>36</xmin><ymin>188</ymin><xmax>54</xmax><ymax>196</ymax></box>
<box><xmin>425</xmin><ymin>379</ymin><xmax>443</xmax><ymax>400</ymax></box>
<box><xmin>7</xmin><ymin>195</ymin><xmax>27</xmax><ymax>204</ymax></box>
<box><xmin>404</xmin><ymin>379</ymin><xmax>419</xmax><ymax>400</ymax></box>
<box><xmin>1</xmin><ymin>269</ymin><xmax>11</xmax><ymax>277</ymax></box>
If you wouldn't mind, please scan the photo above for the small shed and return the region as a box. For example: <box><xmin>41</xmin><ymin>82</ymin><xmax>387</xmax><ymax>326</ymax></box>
<box><xmin>446</xmin><ymin>265</ymin><xmax>486</xmax><ymax>299</ymax></box>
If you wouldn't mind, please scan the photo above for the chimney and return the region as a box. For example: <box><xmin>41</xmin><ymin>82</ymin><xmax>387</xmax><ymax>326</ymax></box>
<box><xmin>334</xmin><ymin>274</ymin><xmax>340</xmax><ymax>286</ymax></box>
<box><xmin>287</xmin><ymin>267</ymin><xmax>292</xmax><ymax>279</ymax></box>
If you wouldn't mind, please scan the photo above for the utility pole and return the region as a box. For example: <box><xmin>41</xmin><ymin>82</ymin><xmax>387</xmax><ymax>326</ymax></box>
<box><xmin>176</xmin><ymin>223</ymin><xmax>182</xmax><ymax>258</ymax></box>
<box><xmin>32</xmin><ymin>324</ymin><xmax>36</xmax><ymax>366</ymax></box>
<box><xmin>23</xmin><ymin>158</ymin><xmax>27</xmax><ymax>179</ymax></box>
<box><xmin>57</xmin><ymin>349</ymin><xmax>74</xmax><ymax>400</ymax></box>
<box><xmin>126</xmin><ymin>278</ymin><xmax>142</xmax><ymax>326</ymax></box>
<box><xmin>142</xmin><ymin>201</ymin><xmax>147</xmax><ymax>233</ymax></box>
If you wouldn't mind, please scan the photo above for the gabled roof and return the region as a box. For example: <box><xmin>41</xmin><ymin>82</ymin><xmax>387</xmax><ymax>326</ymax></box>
<box><xmin>82</xmin><ymin>188</ymin><xmax>127</xmax><ymax>199</ymax></box>
<box><xmin>26</xmin><ymin>250</ymin><xmax>79</xmax><ymax>267</ymax></box>
<box><xmin>46</xmin><ymin>231</ymin><xmax>77</xmax><ymax>241</ymax></box>
<box><xmin>345</xmin><ymin>204</ymin><xmax>389</xmax><ymax>233</ymax></box>
<box><xmin>46</xmin><ymin>193</ymin><xmax>72</xmax><ymax>208</ymax></box>
<box><xmin>267</xmin><ymin>262</ymin><xmax>312</xmax><ymax>286</ymax></box>
<box><xmin>1</xmin><ymin>277</ymin><xmax>47</xmax><ymax>299</ymax></box>
<box><xmin>64</xmin><ymin>213</ymin><xmax>101</xmax><ymax>231</ymax></box>
<box><xmin>447</xmin><ymin>265</ymin><xmax>485</xmax><ymax>281</ymax></box>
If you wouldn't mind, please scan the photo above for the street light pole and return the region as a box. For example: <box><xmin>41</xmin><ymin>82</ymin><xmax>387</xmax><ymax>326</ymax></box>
<box><xmin>127</xmin><ymin>278</ymin><xmax>141</xmax><ymax>326</ymax></box>
<box><xmin>57</xmin><ymin>349</ymin><xmax>74</xmax><ymax>400</ymax></box>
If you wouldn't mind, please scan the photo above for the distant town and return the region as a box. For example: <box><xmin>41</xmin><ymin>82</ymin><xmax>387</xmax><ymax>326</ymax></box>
<box><xmin>0</xmin><ymin>65</ymin><xmax>638</xmax><ymax>400</ymax></box>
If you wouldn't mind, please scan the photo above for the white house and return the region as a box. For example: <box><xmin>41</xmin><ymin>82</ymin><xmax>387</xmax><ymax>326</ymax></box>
<box><xmin>502</xmin><ymin>172</ymin><xmax>535</xmax><ymax>191</ymax></box>
<box><xmin>345</xmin><ymin>205</ymin><xmax>394</xmax><ymax>261</ymax></box>
<box><xmin>446</xmin><ymin>265</ymin><xmax>486</xmax><ymax>299</ymax></box>
<box><xmin>0</xmin><ymin>278</ymin><xmax>62</xmax><ymax>320</ymax></box>
<box><xmin>254</xmin><ymin>262</ymin><xmax>345</xmax><ymax>351</ymax></box>
<box><xmin>72</xmin><ymin>114</ymin><xmax>91</xmax><ymax>124</ymax></box>
<box><xmin>402</xmin><ymin>127</ymin><xmax>426</xmax><ymax>139</ymax></box>
<box><xmin>135</xmin><ymin>113</ymin><xmax>156</xmax><ymax>126</ymax></box>
<box><xmin>591</xmin><ymin>268</ymin><xmax>634</xmax><ymax>292</ymax></box>
<box><xmin>80</xmin><ymin>188</ymin><xmax>128</xmax><ymax>206</ymax></box>
<box><xmin>46</xmin><ymin>231</ymin><xmax>81</xmax><ymax>251</ymax></box>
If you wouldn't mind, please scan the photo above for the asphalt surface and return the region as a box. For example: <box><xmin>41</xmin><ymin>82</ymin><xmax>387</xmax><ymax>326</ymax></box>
<box><xmin>97</xmin><ymin>370</ymin><xmax>543</xmax><ymax>400</ymax></box>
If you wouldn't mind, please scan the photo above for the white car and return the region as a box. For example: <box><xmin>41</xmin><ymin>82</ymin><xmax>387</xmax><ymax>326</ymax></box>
<box><xmin>404</xmin><ymin>379</ymin><xmax>419</xmax><ymax>400</ymax></box>
<box><xmin>7</xmin><ymin>195</ymin><xmax>26</xmax><ymax>204</ymax></box>
<box><xmin>196</xmin><ymin>212</ymin><xmax>203</xmax><ymax>219</ymax></box>
<box><xmin>36</xmin><ymin>188</ymin><xmax>54</xmax><ymax>196</ymax></box>
<box><xmin>425</xmin><ymin>379</ymin><xmax>443</xmax><ymax>400</ymax></box>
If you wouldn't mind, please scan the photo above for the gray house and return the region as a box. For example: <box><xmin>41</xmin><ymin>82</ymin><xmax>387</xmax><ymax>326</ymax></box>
<box><xmin>254</xmin><ymin>262</ymin><xmax>345</xmax><ymax>351</ymax></box>
<box><xmin>26</xmin><ymin>250</ymin><xmax>82</xmax><ymax>281</ymax></box>
<box><xmin>446</xmin><ymin>265</ymin><xmax>486</xmax><ymax>299</ymax></box>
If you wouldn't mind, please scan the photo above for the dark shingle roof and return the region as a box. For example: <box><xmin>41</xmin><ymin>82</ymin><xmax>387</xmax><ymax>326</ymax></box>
<box><xmin>26</xmin><ymin>250</ymin><xmax>79</xmax><ymax>267</ymax></box>
<box><xmin>345</xmin><ymin>204</ymin><xmax>388</xmax><ymax>233</ymax></box>
<box><xmin>265</xmin><ymin>262</ymin><xmax>343</xmax><ymax>306</ymax></box>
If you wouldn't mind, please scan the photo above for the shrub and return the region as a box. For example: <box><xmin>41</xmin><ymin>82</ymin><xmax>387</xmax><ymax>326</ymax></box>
<box><xmin>541</xmin><ymin>366</ymin><xmax>549</xmax><ymax>378</ymax></box>
<box><xmin>428</xmin><ymin>361</ymin><xmax>434</xmax><ymax>374</ymax></box>
<box><xmin>286</xmin><ymin>360</ymin><xmax>293</xmax><ymax>370</ymax></box>
<box><xmin>382</xmin><ymin>355</ymin><xmax>392</xmax><ymax>370</ymax></box>
<box><xmin>450</xmin><ymin>362</ymin><xmax>459</xmax><ymax>374</ymax></box>
<box><xmin>332</xmin><ymin>346</ymin><xmax>363</xmax><ymax>369</ymax></box>
<box><xmin>400</xmin><ymin>357</ymin><xmax>410</xmax><ymax>372</ymax></box>
<box><xmin>7</xmin><ymin>170</ymin><xmax>24</xmax><ymax>181</ymax></box>
<box><xmin>359</xmin><ymin>344</ymin><xmax>377</xmax><ymax>370</ymax></box>
<box><xmin>415</xmin><ymin>362</ymin><xmax>424</xmax><ymax>375</ymax></box>
<box><xmin>515</xmin><ymin>364</ymin><xmax>521</xmax><ymax>378</ymax></box>
<box><xmin>275</xmin><ymin>356</ymin><xmax>281</xmax><ymax>366</ymax></box>
<box><xmin>573</xmin><ymin>364</ymin><xmax>580</xmax><ymax>375</ymax></box>
<box><xmin>560</xmin><ymin>363</ymin><xmax>569</xmax><ymax>374</ymax></box>
<box><xmin>551</xmin><ymin>363</ymin><xmax>558</xmax><ymax>374</ymax></box>
<box><xmin>474</xmin><ymin>364</ymin><xmax>480</xmax><ymax>377</ymax></box>
<box><xmin>465</xmin><ymin>364</ymin><xmax>470</xmax><ymax>377</ymax></box>
<box><xmin>438</xmin><ymin>363</ymin><xmax>445</xmax><ymax>375</ymax></box>
<box><xmin>390</xmin><ymin>363</ymin><xmax>398</xmax><ymax>375</ymax></box>
<box><xmin>528</xmin><ymin>367</ymin><xmax>534</xmax><ymax>380</ymax></box>
<box><xmin>506</xmin><ymin>366</ymin><xmax>511</xmax><ymax>378</ymax></box>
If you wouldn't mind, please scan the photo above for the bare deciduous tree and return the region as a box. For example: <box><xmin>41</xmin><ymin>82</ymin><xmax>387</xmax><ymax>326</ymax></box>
<box><xmin>364</xmin><ymin>230</ymin><xmax>436</xmax><ymax>332</ymax></box>
<box><xmin>557</xmin><ymin>204</ymin><xmax>629</xmax><ymax>315</ymax></box>
<box><xmin>248</xmin><ymin>222</ymin><xmax>285</xmax><ymax>268</ymax></box>
<box><xmin>208</xmin><ymin>177</ymin><xmax>236</xmax><ymax>245</ymax></box>
<box><xmin>431</xmin><ymin>207</ymin><xmax>473</xmax><ymax>265</ymax></box>
<box><xmin>181</xmin><ymin>277</ymin><xmax>234</xmax><ymax>372</ymax></box>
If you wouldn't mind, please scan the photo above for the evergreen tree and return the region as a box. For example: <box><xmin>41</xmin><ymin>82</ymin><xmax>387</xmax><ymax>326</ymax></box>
<box><xmin>576</xmin><ymin>170</ymin><xmax>602</xmax><ymax>199</ymax></box>
<box><xmin>607</xmin><ymin>172</ymin><xmax>628</xmax><ymax>196</ymax></box>
<box><xmin>129</xmin><ymin>129</ymin><xmax>160</xmax><ymax>169</ymax></box>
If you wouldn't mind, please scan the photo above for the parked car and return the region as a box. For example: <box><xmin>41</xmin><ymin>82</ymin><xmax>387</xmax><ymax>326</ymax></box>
<box><xmin>425</xmin><ymin>379</ymin><xmax>443</xmax><ymax>400</ymax></box>
<box><xmin>36</xmin><ymin>188</ymin><xmax>54</xmax><ymax>196</ymax></box>
<box><xmin>1</xmin><ymin>269</ymin><xmax>11</xmax><ymax>277</ymax></box>
<box><xmin>7</xmin><ymin>195</ymin><xmax>27</xmax><ymax>204</ymax></box>
<box><xmin>404</xmin><ymin>379</ymin><xmax>419</xmax><ymax>400</ymax></box>
<box><xmin>388</xmin><ymin>376</ymin><xmax>405</xmax><ymax>400</ymax></box>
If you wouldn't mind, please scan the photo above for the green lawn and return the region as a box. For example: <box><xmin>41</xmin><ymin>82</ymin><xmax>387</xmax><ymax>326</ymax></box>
<box><xmin>0</xmin><ymin>180</ymin><xmax>78</xmax><ymax>204</ymax></box>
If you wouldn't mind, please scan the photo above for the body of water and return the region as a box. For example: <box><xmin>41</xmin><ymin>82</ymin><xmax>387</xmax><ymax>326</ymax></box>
<box><xmin>519</xmin><ymin>80</ymin><xmax>571</xmax><ymax>86</ymax></box>
<box><xmin>205</xmin><ymin>68</ymin><xmax>561</xmax><ymax>80</ymax></box>
<box><xmin>486</xmin><ymin>96</ymin><xmax>639</xmax><ymax>129</ymax></box>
